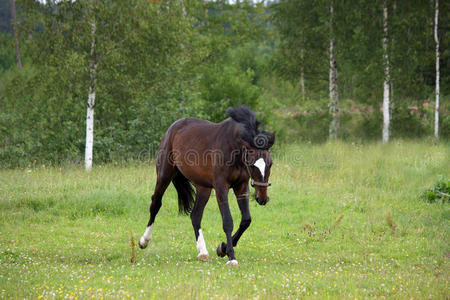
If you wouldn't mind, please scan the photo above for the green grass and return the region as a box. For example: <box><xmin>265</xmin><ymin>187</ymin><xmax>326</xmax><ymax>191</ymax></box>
<box><xmin>0</xmin><ymin>141</ymin><xmax>449</xmax><ymax>299</ymax></box>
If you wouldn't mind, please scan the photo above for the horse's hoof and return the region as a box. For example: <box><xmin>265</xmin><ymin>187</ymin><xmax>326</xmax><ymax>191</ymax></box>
<box><xmin>216</xmin><ymin>242</ymin><xmax>226</xmax><ymax>257</ymax></box>
<box><xmin>225</xmin><ymin>259</ymin><xmax>239</xmax><ymax>266</ymax></box>
<box><xmin>197</xmin><ymin>253</ymin><xmax>209</xmax><ymax>261</ymax></box>
<box><xmin>138</xmin><ymin>238</ymin><xmax>148</xmax><ymax>249</ymax></box>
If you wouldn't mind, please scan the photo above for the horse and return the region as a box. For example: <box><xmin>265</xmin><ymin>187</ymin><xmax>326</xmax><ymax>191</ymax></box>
<box><xmin>138</xmin><ymin>106</ymin><xmax>275</xmax><ymax>266</ymax></box>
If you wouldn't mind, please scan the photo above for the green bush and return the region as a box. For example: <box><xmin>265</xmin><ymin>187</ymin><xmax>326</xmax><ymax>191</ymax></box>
<box><xmin>438</xmin><ymin>96</ymin><xmax>450</xmax><ymax>139</ymax></box>
<box><xmin>421</xmin><ymin>177</ymin><xmax>450</xmax><ymax>203</ymax></box>
<box><xmin>0</xmin><ymin>33</ymin><xmax>15</xmax><ymax>72</ymax></box>
<box><xmin>391</xmin><ymin>103</ymin><xmax>428</xmax><ymax>138</ymax></box>
<box><xmin>199</xmin><ymin>64</ymin><xmax>260</xmax><ymax>122</ymax></box>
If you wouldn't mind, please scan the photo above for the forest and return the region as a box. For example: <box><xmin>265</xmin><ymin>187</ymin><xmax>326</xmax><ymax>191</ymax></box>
<box><xmin>0</xmin><ymin>0</ymin><xmax>448</xmax><ymax>168</ymax></box>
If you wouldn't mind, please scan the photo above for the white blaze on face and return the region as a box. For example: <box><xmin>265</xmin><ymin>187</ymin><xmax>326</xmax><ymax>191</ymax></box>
<box><xmin>196</xmin><ymin>229</ymin><xmax>208</xmax><ymax>256</ymax></box>
<box><xmin>253</xmin><ymin>158</ymin><xmax>266</xmax><ymax>179</ymax></box>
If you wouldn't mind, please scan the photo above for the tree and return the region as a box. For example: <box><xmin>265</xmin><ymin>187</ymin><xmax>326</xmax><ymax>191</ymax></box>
<box><xmin>300</xmin><ymin>47</ymin><xmax>305</xmax><ymax>101</ymax></box>
<box><xmin>271</xmin><ymin>0</ymin><xmax>329</xmax><ymax>98</ymax></box>
<box><xmin>85</xmin><ymin>18</ymin><xmax>97</xmax><ymax>171</ymax></box>
<box><xmin>186</xmin><ymin>0</ymin><xmax>266</xmax><ymax>121</ymax></box>
<box><xmin>80</xmin><ymin>0</ymin><xmax>199</xmax><ymax>167</ymax></box>
<box><xmin>382</xmin><ymin>0</ymin><xmax>390</xmax><ymax>143</ymax></box>
<box><xmin>0</xmin><ymin>0</ymin><xmax>198</xmax><ymax>166</ymax></box>
<box><xmin>328</xmin><ymin>0</ymin><xmax>339</xmax><ymax>139</ymax></box>
<box><xmin>434</xmin><ymin>0</ymin><xmax>439</xmax><ymax>139</ymax></box>
<box><xmin>9</xmin><ymin>0</ymin><xmax>22</xmax><ymax>70</ymax></box>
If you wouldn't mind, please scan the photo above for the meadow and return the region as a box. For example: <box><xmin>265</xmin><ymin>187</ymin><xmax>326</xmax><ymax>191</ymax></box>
<box><xmin>0</xmin><ymin>141</ymin><xmax>448</xmax><ymax>299</ymax></box>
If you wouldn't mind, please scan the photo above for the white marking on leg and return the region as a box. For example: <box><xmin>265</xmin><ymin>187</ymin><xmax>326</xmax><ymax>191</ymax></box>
<box><xmin>139</xmin><ymin>224</ymin><xmax>153</xmax><ymax>249</ymax></box>
<box><xmin>225</xmin><ymin>259</ymin><xmax>239</xmax><ymax>266</ymax></box>
<box><xmin>196</xmin><ymin>229</ymin><xmax>209</xmax><ymax>260</ymax></box>
<box><xmin>253</xmin><ymin>158</ymin><xmax>266</xmax><ymax>178</ymax></box>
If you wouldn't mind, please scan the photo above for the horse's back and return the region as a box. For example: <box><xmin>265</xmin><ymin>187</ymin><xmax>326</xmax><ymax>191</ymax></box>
<box><xmin>159</xmin><ymin>117</ymin><xmax>228</xmax><ymax>186</ymax></box>
<box><xmin>168</xmin><ymin>118</ymin><xmax>223</xmax><ymax>150</ymax></box>
<box><xmin>169</xmin><ymin>117</ymin><xmax>218</xmax><ymax>133</ymax></box>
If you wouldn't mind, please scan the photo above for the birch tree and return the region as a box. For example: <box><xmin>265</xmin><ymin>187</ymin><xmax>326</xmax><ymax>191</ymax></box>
<box><xmin>300</xmin><ymin>44</ymin><xmax>305</xmax><ymax>101</ymax></box>
<box><xmin>329</xmin><ymin>0</ymin><xmax>339</xmax><ymax>139</ymax></box>
<box><xmin>272</xmin><ymin>0</ymin><xmax>329</xmax><ymax>100</ymax></box>
<box><xmin>389</xmin><ymin>1</ymin><xmax>396</xmax><ymax>112</ymax></box>
<box><xmin>434</xmin><ymin>0</ymin><xmax>440</xmax><ymax>139</ymax></box>
<box><xmin>382</xmin><ymin>0</ymin><xmax>390</xmax><ymax>143</ymax></box>
<box><xmin>85</xmin><ymin>20</ymin><xmax>97</xmax><ymax>171</ymax></box>
<box><xmin>9</xmin><ymin>0</ymin><xmax>22</xmax><ymax>70</ymax></box>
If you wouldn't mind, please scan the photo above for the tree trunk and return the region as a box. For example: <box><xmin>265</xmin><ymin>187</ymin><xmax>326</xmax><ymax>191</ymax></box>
<box><xmin>434</xmin><ymin>0</ymin><xmax>440</xmax><ymax>139</ymax></box>
<box><xmin>9</xmin><ymin>0</ymin><xmax>22</xmax><ymax>70</ymax></box>
<box><xmin>382</xmin><ymin>0</ymin><xmax>390</xmax><ymax>143</ymax></box>
<box><xmin>390</xmin><ymin>1</ymin><xmax>396</xmax><ymax>112</ymax></box>
<box><xmin>390</xmin><ymin>80</ymin><xmax>395</xmax><ymax>111</ymax></box>
<box><xmin>180</xmin><ymin>0</ymin><xmax>187</xmax><ymax>17</ymax></box>
<box><xmin>328</xmin><ymin>0</ymin><xmax>339</xmax><ymax>139</ymax></box>
<box><xmin>300</xmin><ymin>47</ymin><xmax>305</xmax><ymax>101</ymax></box>
<box><xmin>204</xmin><ymin>0</ymin><xmax>209</xmax><ymax>25</ymax></box>
<box><xmin>85</xmin><ymin>21</ymin><xmax>98</xmax><ymax>171</ymax></box>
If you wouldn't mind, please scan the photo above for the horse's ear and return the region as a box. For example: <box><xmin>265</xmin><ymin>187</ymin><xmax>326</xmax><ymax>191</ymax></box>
<box><xmin>267</xmin><ymin>131</ymin><xmax>275</xmax><ymax>148</ymax></box>
<box><xmin>262</xmin><ymin>131</ymin><xmax>275</xmax><ymax>149</ymax></box>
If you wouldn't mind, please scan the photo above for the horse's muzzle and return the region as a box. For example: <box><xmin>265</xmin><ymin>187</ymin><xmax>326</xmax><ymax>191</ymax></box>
<box><xmin>256</xmin><ymin>196</ymin><xmax>269</xmax><ymax>206</ymax></box>
<box><xmin>251</xmin><ymin>180</ymin><xmax>272</xmax><ymax>187</ymax></box>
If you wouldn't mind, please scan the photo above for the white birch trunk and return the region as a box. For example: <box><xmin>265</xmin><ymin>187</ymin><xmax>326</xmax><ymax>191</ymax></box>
<box><xmin>382</xmin><ymin>1</ymin><xmax>390</xmax><ymax>143</ymax></box>
<box><xmin>328</xmin><ymin>0</ymin><xmax>339</xmax><ymax>139</ymax></box>
<box><xmin>434</xmin><ymin>0</ymin><xmax>440</xmax><ymax>139</ymax></box>
<box><xmin>390</xmin><ymin>1</ymin><xmax>396</xmax><ymax>112</ymax></box>
<box><xmin>85</xmin><ymin>21</ymin><xmax>98</xmax><ymax>171</ymax></box>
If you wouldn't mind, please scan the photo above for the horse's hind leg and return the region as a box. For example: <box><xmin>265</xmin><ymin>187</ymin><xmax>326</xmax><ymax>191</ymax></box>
<box><xmin>190</xmin><ymin>186</ymin><xmax>211</xmax><ymax>260</ymax></box>
<box><xmin>138</xmin><ymin>159</ymin><xmax>174</xmax><ymax>249</ymax></box>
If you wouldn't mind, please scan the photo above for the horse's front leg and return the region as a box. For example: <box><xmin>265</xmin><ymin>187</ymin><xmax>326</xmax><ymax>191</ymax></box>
<box><xmin>232</xmin><ymin>184</ymin><xmax>251</xmax><ymax>247</ymax></box>
<box><xmin>217</xmin><ymin>184</ymin><xmax>251</xmax><ymax>257</ymax></box>
<box><xmin>232</xmin><ymin>195</ymin><xmax>251</xmax><ymax>246</ymax></box>
<box><xmin>214</xmin><ymin>183</ymin><xmax>238</xmax><ymax>266</ymax></box>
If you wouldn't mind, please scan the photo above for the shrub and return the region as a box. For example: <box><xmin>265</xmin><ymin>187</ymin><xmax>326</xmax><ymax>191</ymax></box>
<box><xmin>421</xmin><ymin>177</ymin><xmax>449</xmax><ymax>203</ymax></box>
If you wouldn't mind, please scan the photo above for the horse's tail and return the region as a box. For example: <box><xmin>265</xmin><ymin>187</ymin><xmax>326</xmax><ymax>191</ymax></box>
<box><xmin>172</xmin><ymin>169</ymin><xmax>195</xmax><ymax>215</ymax></box>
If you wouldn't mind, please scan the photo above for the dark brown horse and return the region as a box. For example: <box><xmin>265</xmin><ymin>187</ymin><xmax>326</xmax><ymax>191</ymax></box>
<box><xmin>138</xmin><ymin>106</ymin><xmax>275</xmax><ymax>266</ymax></box>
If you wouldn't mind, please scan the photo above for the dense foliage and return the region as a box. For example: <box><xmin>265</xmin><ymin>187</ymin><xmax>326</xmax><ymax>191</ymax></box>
<box><xmin>422</xmin><ymin>176</ymin><xmax>449</xmax><ymax>203</ymax></box>
<box><xmin>0</xmin><ymin>0</ymin><xmax>448</xmax><ymax>167</ymax></box>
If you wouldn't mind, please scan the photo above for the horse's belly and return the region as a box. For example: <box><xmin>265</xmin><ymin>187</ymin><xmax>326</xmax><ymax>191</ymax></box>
<box><xmin>176</xmin><ymin>163</ymin><xmax>213</xmax><ymax>188</ymax></box>
<box><xmin>169</xmin><ymin>119</ymin><xmax>221</xmax><ymax>188</ymax></box>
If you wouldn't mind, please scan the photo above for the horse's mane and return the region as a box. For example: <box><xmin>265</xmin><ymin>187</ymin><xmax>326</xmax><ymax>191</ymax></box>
<box><xmin>226</xmin><ymin>106</ymin><xmax>274</xmax><ymax>150</ymax></box>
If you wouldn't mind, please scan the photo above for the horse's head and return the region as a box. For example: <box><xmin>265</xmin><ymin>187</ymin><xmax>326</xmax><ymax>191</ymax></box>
<box><xmin>241</xmin><ymin>131</ymin><xmax>275</xmax><ymax>206</ymax></box>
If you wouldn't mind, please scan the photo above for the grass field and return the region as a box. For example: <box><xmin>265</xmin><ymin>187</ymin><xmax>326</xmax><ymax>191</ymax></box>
<box><xmin>0</xmin><ymin>141</ymin><xmax>449</xmax><ymax>299</ymax></box>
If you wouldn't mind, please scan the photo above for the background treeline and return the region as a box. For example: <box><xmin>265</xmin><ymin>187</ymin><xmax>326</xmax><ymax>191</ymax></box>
<box><xmin>0</xmin><ymin>0</ymin><xmax>448</xmax><ymax>168</ymax></box>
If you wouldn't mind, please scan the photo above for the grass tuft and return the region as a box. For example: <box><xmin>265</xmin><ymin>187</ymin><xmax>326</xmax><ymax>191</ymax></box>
<box><xmin>386</xmin><ymin>211</ymin><xmax>396</xmax><ymax>236</ymax></box>
<box><xmin>331</xmin><ymin>213</ymin><xmax>345</xmax><ymax>230</ymax></box>
<box><xmin>130</xmin><ymin>232</ymin><xmax>136</xmax><ymax>264</ymax></box>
